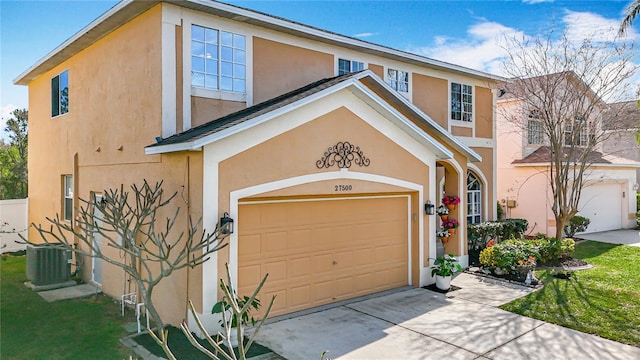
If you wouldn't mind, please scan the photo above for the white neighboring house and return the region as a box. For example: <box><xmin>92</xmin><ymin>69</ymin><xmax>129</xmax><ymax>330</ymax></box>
<box><xmin>496</xmin><ymin>74</ymin><xmax>638</xmax><ymax>236</ymax></box>
<box><xmin>0</xmin><ymin>198</ymin><xmax>28</xmax><ymax>253</ymax></box>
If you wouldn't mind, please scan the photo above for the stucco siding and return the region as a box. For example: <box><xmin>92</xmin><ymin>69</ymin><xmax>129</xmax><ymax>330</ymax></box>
<box><xmin>412</xmin><ymin>73</ymin><xmax>448</xmax><ymax>129</ymax></box>
<box><xmin>253</xmin><ymin>37</ymin><xmax>333</xmax><ymax>104</ymax></box>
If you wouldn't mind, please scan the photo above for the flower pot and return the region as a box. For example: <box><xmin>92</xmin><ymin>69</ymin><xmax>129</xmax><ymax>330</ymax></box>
<box><xmin>447</xmin><ymin>228</ymin><xmax>456</xmax><ymax>236</ymax></box>
<box><xmin>446</xmin><ymin>204</ymin><xmax>456</xmax><ymax>212</ymax></box>
<box><xmin>439</xmin><ymin>214</ymin><xmax>449</xmax><ymax>221</ymax></box>
<box><xmin>435</xmin><ymin>275</ymin><xmax>452</xmax><ymax>290</ymax></box>
<box><xmin>440</xmin><ymin>236</ymin><xmax>449</xmax><ymax>244</ymax></box>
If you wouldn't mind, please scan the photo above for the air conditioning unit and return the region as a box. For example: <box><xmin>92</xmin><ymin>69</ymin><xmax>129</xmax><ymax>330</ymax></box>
<box><xmin>26</xmin><ymin>244</ymin><xmax>72</xmax><ymax>286</ymax></box>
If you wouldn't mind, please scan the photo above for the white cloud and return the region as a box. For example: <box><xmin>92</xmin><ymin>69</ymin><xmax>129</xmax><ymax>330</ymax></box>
<box><xmin>563</xmin><ymin>10</ymin><xmax>639</xmax><ymax>42</ymax></box>
<box><xmin>1</xmin><ymin>104</ymin><xmax>18</xmax><ymax>143</ymax></box>
<box><xmin>522</xmin><ymin>0</ymin><xmax>554</xmax><ymax>4</ymax></box>
<box><xmin>410</xmin><ymin>21</ymin><xmax>524</xmax><ymax>75</ymax></box>
<box><xmin>353</xmin><ymin>32</ymin><xmax>378</xmax><ymax>38</ymax></box>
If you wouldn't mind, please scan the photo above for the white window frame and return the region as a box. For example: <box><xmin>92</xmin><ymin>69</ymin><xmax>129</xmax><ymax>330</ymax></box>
<box><xmin>387</xmin><ymin>68</ymin><xmax>409</xmax><ymax>93</ymax></box>
<box><xmin>467</xmin><ymin>171</ymin><xmax>482</xmax><ymax>224</ymax></box>
<box><xmin>191</xmin><ymin>24</ymin><xmax>246</xmax><ymax>94</ymax></box>
<box><xmin>63</xmin><ymin>175</ymin><xmax>73</xmax><ymax>222</ymax></box>
<box><xmin>527</xmin><ymin>110</ymin><xmax>544</xmax><ymax>145</ymax></box>
<box><xmin>338</xmin><ymin>58</ymin><xmax>364</xmax><ymax>75</ymax></box>
<box><xmin>450</xmin><ymin>82</ymin><xmax>473</xmax><ymax>123</ymax></box>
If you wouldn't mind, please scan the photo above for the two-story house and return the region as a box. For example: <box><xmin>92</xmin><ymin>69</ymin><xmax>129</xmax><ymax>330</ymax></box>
<box><xmin>497</xmin><ymin>72</ymin><xmax>638</xmax><ymax>237</ymax></box>
<box><xmin>15</xmin><ymin>0</ymin><xmax>500</xmax><ymax>328</ymax></box>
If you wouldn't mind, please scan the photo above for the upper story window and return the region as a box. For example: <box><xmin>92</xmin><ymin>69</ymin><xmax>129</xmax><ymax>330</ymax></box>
<box><xmin>338</xmin><ymin>59</ymin><xmax>364</xmax><ymax>75</ymax></box>
<box><xmin>527</xmin><ymin>110</ymin><xmax>544</xmax><ymax>145</ymax></box>
<box><xmin>51</xmin><ymin>70</ymin><xmax>69</xmax><ymax>117</ymax></box>
<box><xmin>451</xmin><ymin>82</ymin><xmax>472</xmax><ymax>121</ymax></box>
<box><xmin>63</xmin><ymin>175</ymin><xmax>73</xmax><ymax>222</ymax></box>
<box><xmin>564</xmin><ymin>116</ymin><xmax>591</xmax><ymax>147</ymax></box>
<box><xmin>387</xmin><ymin>68</ymin><xmax>408</xmax><ymax>93</ymax></box>
<box><xmin>191</xmin><ymin>24</ymin><xmax>246</xmax><ymax>93</ymax></box>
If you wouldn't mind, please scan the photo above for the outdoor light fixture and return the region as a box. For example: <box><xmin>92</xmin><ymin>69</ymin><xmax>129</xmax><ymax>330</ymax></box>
<box><xmin>219</xmin><ymin>212</ymin><xmax>234</xmax><ymax>235</ymax></box>
<box><xmin>424</xmin><ymin>200</ymin><xmax>435</xmax><ymax>215</ymax></box>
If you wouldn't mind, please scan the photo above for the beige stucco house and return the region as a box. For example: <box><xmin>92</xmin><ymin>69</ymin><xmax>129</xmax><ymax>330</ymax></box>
<box><xmin>497</xmin><ymin>73</ymin><xmax>638</xmax><ymax>237</ymax></box>
<box><xmin>15</xmin><ymin>0</ymin><xmax>501</xmax><ymax>328</ymax></box>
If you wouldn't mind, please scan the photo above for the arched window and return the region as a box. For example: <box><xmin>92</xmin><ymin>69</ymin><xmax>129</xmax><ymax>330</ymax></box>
<box><xmin>467</xmin><ymin>171</ymin><xmax>482</xmax><ymax>224</ymax></box>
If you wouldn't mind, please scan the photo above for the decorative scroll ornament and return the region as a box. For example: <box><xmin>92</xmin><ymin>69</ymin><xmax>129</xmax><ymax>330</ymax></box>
<box><xmin>316</xmin><ymin>141</ymin><xmax>371</xmax><ymax>169</ymax></box>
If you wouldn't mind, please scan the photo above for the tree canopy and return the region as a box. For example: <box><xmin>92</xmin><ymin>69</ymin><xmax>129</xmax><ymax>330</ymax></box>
<box><xmin>0</xmin><ymin>109</ymin><xmax>28</xmax><ymax>199</ymax></box>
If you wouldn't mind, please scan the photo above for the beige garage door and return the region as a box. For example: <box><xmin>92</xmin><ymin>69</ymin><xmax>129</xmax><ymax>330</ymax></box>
<box><xmin>238</xmin><ymin>196</ymin><xmax>409</xmax><ymax>316</ymax></box>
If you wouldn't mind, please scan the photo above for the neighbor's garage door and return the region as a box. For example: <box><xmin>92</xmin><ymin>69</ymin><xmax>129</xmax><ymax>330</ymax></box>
<box><xmin>238</xmin><ymin>196</ymin><xmax>409</xmax><ymax>316</ymax></box>
<box><xmin>577</xmin><ymin>183</ymin><xmax>622</xmax><ymax>233</ymax></box>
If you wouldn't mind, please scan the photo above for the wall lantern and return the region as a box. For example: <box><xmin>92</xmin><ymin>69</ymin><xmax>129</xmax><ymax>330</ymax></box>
<box><xmin>219</xmin><ymin>212</ymin><xmax>234</xmax><ymax>235</ymax></box>
<box><xmin>424</xmin><ymin>200</ymin><xmax>435</xmax><ymax>215</ymax></box>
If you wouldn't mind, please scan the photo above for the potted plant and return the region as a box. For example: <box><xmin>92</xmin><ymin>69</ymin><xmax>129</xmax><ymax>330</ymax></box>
<box><xmin>436</xmin><ymin>204</ymin><xmax>449</xmax><ymax>220</ymax></box>
<box><xmin>442</xmin><ymin>218</ymin><xmax>459</xmax><ymax>236</ymax></box>
<box><xmin>431</xmin><ymin>254</ymin><xmax>463</xmax><ymax>290</ymax></box>
<box><xmin>442</xmin><ymin>195</ymin><xmax>460</xmax><ymax>211</ymax></box>
<box><xmin>212</xmin><ymin>282</ymin><xmax>262</xmax><ymax>346</ymax></box>
<box><xmin>436</xmin><ymin>228</ymin><xmax>450</xmax><ymax>243</ymax></box>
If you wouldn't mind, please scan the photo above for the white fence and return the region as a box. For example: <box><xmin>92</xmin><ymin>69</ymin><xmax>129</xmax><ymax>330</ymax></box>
<box><xmin>0</xmin><ymin>198</ymin><xmax>28</xmax><ymax>253</ymax></box>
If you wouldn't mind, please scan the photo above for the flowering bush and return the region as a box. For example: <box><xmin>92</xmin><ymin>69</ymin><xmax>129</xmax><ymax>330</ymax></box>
<box><xmin>436</xmin><ymin>205</ymin><xmax>449</xmax><ymax>215</ymax></box>
<box><xmin>442</xmin><ymin>218</ymin><xmax>459</xmax><ymax>229</ymax></box>
<box><xmin>479</xmin><ymin>247</ymin><xmax>497</xmax><ymax>268</ymax></box>
<box><xmin>442</xmin><ymin>195</ymin><xmax>460</xmax><ymax>206</ymax></box>
<box><xmin>492</xmin><ymin>240</ymin><xmax>539</xmax><ymax>271</ymax></box>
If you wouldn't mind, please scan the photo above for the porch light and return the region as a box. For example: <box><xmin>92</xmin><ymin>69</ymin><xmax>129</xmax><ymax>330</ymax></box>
<box><xmin>424</xmin><ymin>200</ymin><xmax>435</xmax><ymax>215</ymax></box>
<box><xmin>219</xmin><ymin>212</ymin><xmax>234</xmax><ymax>235</ymax></box>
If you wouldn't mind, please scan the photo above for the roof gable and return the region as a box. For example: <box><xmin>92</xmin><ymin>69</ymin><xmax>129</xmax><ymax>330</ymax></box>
<box><xmin>145</xmin><ymin>70</ymin><xmax>481</xmax><ymax>163</ymax></box>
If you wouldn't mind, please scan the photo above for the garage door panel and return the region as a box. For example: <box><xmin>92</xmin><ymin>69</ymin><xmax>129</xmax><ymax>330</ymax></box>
<box><xmin>238</xmin><ymin>197</ymin><xmax>409</xmax><ymax>316</ymax></box>
<box><xmin>578</xmin><ymin>184</ymin><xmax>622</xmax><ymax>233</ymax></box>
<box><xmin>288</xmin><ymin>229</ymin><xmax>311</xmax><ymax>250</ymax></box>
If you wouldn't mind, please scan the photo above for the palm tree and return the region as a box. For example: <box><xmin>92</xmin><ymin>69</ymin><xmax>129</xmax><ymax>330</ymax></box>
<box><xmin>620</xmin><ymin>0</ymin><xmax>640</xmax><ymax>35</ymax></box>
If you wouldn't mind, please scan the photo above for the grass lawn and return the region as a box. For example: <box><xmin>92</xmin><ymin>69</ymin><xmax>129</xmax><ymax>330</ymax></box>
<box><xmin>501</xmin><ymin>241</ymin><xmax>640</xmax><ymax>347</ymax></box>
<box><xmin>0</xmin><ymin>254</ymin><xmax>134</xmax><ymax>360</ymax></box>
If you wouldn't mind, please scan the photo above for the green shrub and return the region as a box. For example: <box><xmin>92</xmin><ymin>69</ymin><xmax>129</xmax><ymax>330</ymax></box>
<box><xmin>479</xmin><ymin>246</ymin><xmax>497</xmax><ymax>268</ymax></box>
<box><xmin>564</xmin><ymin>215</ymin><xmax>590</xmax><ymax>237</ymax></box>
<box><xmin>500</xmin><ymin>218</ymin><xmax>529</xmax><ymax>239</ymax></box>
<box><xmin>561</xmin><ymin>238</ymin><xmax>575</xmax><ymax>259</ymax></box>
<box><xmin>497</xmin><ymin>201</ymin><xmax>504</xmax><ymax>220</ymax></box>
<box><xmin>492</xmin><ymin>240</ymin><xmax>539</xmax><ymax>271</ymax></box>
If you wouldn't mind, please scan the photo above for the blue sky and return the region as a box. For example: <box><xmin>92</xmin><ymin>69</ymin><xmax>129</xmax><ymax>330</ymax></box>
<box><xmin>1</xmin><ymin>0</ymin><xmax>638</xmax><ymax>139</ymax></box>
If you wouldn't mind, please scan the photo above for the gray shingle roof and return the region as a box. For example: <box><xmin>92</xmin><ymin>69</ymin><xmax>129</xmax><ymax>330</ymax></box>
<box><xmin>147</xmin><ymin>72</ymin><xmax>358</xmax><ymax>149</ymax></box>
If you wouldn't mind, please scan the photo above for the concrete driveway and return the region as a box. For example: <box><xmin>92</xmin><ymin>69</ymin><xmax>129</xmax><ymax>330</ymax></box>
<box><xmin>579</xmin><ymin>229</ymin><xmax>640</xmax><ymax>247</ymax></box>
<box><xmin>252</xmin><ymin>273</ymin><xmax>640</xmax><ymax>360</ymax></box>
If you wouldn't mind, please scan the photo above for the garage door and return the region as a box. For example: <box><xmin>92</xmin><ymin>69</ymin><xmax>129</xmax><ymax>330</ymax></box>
<box><xmin>237</xmin><ymin>196</ymin><xmax>409</xmax><ymax>316</ymax></box>
<box><xmin>577</xmin><ymin>183</ymin><xmax>622</xmax><ymax>233</ymax></box>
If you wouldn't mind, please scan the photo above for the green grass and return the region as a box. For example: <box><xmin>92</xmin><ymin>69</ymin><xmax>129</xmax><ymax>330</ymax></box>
<box><xmin>501</xmin><ymin>241</ymin><xmax>640</xmax><ymax>347</ymax></box>
<box><xmin>0</xmin><ymin>254</ymin><xmax>134</xmax><ymax>360</ymax></box>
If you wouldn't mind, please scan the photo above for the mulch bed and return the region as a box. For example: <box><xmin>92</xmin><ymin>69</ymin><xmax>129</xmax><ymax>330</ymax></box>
<box><xmin>422</xmin><ymin>284</ymin><xmax>461</xmax><ymax>294</ymax></box>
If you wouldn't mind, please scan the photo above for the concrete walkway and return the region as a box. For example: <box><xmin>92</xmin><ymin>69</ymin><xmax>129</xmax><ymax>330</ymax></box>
<box><xmin>252</xmin><ymin>273</ymin><xmax>640</xmax><ymax>360</ymax></box>
<box><xmin>579</xmin><ymin>229</ymin><xmax>640</xmax><ymax>247</ymax></box>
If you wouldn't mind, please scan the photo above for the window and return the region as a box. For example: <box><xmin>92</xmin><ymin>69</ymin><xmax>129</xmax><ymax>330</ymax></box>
<box><xmin>451</xmin><ymin>82</ymin><xmax>473</xmax><ymax>121</ymax></box>
<box><xmin>387</xmin><ymin>68</ymin><xmax>408</xmax><ymax>92</ymax></box>
<box><xmin>338</xmin><ymin>59</ymin><xmax>364</xmax><ymax>75</ymax></box>
<box><xmin>527</xmin><ymin>110</ymin><xmax>544</xmax><ymax>145</ymax></box>
<box><xmin>467</xmin><ymin>171</ymin><xmax>481</xmax><ymax>224</ymax></box>
<box><xmin>51</xmin><ymin>70</ymin><xmax>69</xmax><ymax>117</ymax></box>
<box><xmin>191</xmin><ymin>24</ymin><xmax>246</xmax><ymax>93</ymax></box>
<box><xmin>63</xmin><ymin>175</ymin><xmax>73</xmax><ymax>221</ymax></box>
<box><xmin>564</xmin><ymin>117</ymin><xmax>589</xmax><ymax>147</ymax></box>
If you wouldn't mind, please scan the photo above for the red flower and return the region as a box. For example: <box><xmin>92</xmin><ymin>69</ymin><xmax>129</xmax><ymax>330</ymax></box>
<box><xmin>442</xmin><ymin>195</ymin><xmax>460</xmax><ymax>205</ymax></box>
<box><xmin>486</xmin><ymin>239</ymin><xmax>495</xmax><ymax>247</ymax></box>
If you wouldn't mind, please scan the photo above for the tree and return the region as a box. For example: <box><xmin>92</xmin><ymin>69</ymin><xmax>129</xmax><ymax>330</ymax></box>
<box><xmin>25</xmin><ymin>180</ymin><xmax>229</xmax><ymax>350</ymax></box>
<box><xmin>0</xmin><ymin>109</ymin><xmax>28</xmax><ymax>199</ymax></box>
<box><xmin>620</xmin><ymin>0</ymin><xmax>640</xmax><ymax>35</ymax></box>
<box><xmin>499</xmin><ymin>30</ymin><xmax>638</xmax><ymax>240</ymax></box>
